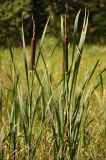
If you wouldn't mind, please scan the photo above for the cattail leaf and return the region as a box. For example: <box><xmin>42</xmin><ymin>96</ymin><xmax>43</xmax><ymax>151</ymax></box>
<box><xmin>35</xmin><ymin>49</ymin><xmax>42</xmax><ymax>69</ymax></box>
<box><xmin>8</xmin><ymin>44</ymin><xmax>16</xmax><ymax>73</ymax></box>
<box><xmin>50</xmin><ymin>39</ymin><xmax>61</xmax><ymax>57</ymax></box>
<box><xmin>0</xmin><ymin>88</ymin><xmax>2</xmax><ymax>125</ymax></box>
<box><xmin>55</xmin><ymin>103</ymin><xmax>62</xmax><ymax>138</ymax></box>
<box><xmin>71</xmin><ymin>10</ymin><xmax>81</xmax><ymax>65</ymax></box>
<box><xmin>0</xmin><ymin>130</ymin><xmax>4</xmax><ymax>160</ymax></box>
<box><xmin>34</xmin><ymin>69</ymin><xmax>42</xmax><ymax>87</ymax></box>
<box><xmin>79</xmin><ymin>11</ymin><xmax>89</xmax><ymax>51</ymax></box>
<box><xmin>68</xmin><ymin>10</ymin><xmax>81</xmax><ymax>82</ymax></box>
<box><xmin>74</xmin><ymin>10</ymin><xmax>81</xmax><ymax>34</ymax></box>
<box><xmin>40</xmin><ymin>16</ymin><xmax>50</xmax><ymax>48</ymax></box>
<box><xmin>82</xmin><ymin>60</ymin><xmax>100</xmax><ymax>90</ymax></box>
<box><xmin>69</xmin><ymin>10</ymin><xmax>89</xmax><ymax>102</ymax></box>
<box><xmin>58</xmin><ymin>88</ymin><xmax>64</xmax><ymax>136</ymax></box>
<box><xmin>96</xmin><ymin>67</ymin><xmax>106</xmax><ymax>79</ymax></box>
<box><xmin>31</xmin><ymin>94</ymin><xmax>41</xmax><ymax>128</ymax></box>
<box><xmin>35</xmin><ymin>16</ymin><xmax>50</xmax><ymax>69</ymax></box>
<box><xmin>82</xmin><ymin>8</ymin><xmax>87</xmax><ymax>31</ymax></box>
<box><xmin>40</xmin><ymin>51</ymin><xmax>48</xmax><ymax>74</ymax></box>
<box><xmin>18</xmin><ymin>87</ymin><xmax>29</xmax><ymax>145</ymax></box>
<box><xmin>22</xmin><ymin>14</ymin><xmax>29</xmax><ymax>92</ymax></box>
<box><xmin>47</xmin><ymin>96</ymin><xmax>57</xmax><ymax>137</ymax></box>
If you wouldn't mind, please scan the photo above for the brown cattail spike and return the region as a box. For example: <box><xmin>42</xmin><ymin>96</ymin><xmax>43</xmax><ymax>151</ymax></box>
<box><xmin>29</xmin><ymin>16</ymin><xmax>36</xmax><ymax>70</ymax></box>
<box><xmin>64</xmin><ymin>35</ymin><xmax>69</xmax><ymax>73</ymax></box>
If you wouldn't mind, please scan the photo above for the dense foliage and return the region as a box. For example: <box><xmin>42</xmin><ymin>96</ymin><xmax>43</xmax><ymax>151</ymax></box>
<box><xmin>0</xmin><ymin>0</ymin><xmax>106</xmax><ymax>46</ymax></box>
<box><xmin>0</xmin><ymin>0</ymin><xmax>31</xmax><ymax>46</ymax></box>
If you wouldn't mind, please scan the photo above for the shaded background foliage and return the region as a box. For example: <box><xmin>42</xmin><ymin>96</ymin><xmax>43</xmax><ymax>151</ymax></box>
<box><xmin>0</xmin><ymin>0</ymin><xmax>31</xmax><ymax>46</ymax></box>
<box><xmin>0</xmin><ymin>0</ymin><xmax>106</xmax><ymax>46</ymax></box>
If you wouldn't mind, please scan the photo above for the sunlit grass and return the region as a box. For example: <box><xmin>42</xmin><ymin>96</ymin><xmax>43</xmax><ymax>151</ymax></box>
<box><xmin>1</xmin><ymin>42</ymin><xmax>106</xmax><ymax>87</ymax></box>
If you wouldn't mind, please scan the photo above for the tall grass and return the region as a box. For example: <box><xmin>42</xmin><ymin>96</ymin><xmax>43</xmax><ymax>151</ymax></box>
<box><xmin>0</xmin><ymin>10</ymin><xmax>106</xmax><ymax>160</ymax></box>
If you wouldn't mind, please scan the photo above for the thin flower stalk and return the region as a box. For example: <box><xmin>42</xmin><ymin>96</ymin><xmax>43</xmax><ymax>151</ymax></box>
<box><xmin>29</xmin><ymin>16</ymin><xmax>36</xmax><ymax>70</ymax></box>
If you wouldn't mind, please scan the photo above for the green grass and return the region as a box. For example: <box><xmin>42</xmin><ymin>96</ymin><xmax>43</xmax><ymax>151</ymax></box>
<box><xmin>0</xmin><ymin>11</ymin><xmax>106</xmax><ymax>160</ymax></box>
<box><xmin>1</xmin><ymin>41</ymin><xmax>106</xmax><ymax>87</ymax></box>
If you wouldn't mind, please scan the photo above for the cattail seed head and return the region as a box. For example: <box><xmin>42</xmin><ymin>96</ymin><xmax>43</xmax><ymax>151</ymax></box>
<box><xmin>29</xmin><ymin>16</ymin><xmax>36</xmax><ymax>70</ymax></box>
<box><xmin>29</xmin><ymin>37</ymin><xmax>36</xmax><ymax>70</ymax></box>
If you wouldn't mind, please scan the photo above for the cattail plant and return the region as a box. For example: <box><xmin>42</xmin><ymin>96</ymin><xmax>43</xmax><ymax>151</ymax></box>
<box><xmin>29</xmin><ymin>16</ymin><xmax>36</xmax><ymax>70</ymax></box>
<box><xmin>1</xmin><ymin>6</ymin><xmax>106</xmax><ymax>160</ymax></box>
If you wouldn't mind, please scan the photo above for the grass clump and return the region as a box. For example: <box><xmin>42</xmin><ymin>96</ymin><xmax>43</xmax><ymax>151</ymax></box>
<box><xmin>0</xmin><ymin>10</ymin><xmax>106</xmax><ymax>160</ymax></box>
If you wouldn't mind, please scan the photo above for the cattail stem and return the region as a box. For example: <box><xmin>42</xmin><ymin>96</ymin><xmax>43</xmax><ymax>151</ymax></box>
<box><xmin>29</xmin><ymin>16</ymin><xmax>36</xmax><ymax>70</ymax></box>
<box><xmin>63</xmin><ymin>12</ymin><xmax>69</xmax><ymax>77</ymax></box>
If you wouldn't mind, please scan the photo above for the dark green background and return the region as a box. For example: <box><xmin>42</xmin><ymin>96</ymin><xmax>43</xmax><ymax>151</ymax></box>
<box><xmin>0</xmin><ymin>0</ymin><xmax>106</xmax><ymax>46</ymax></box>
